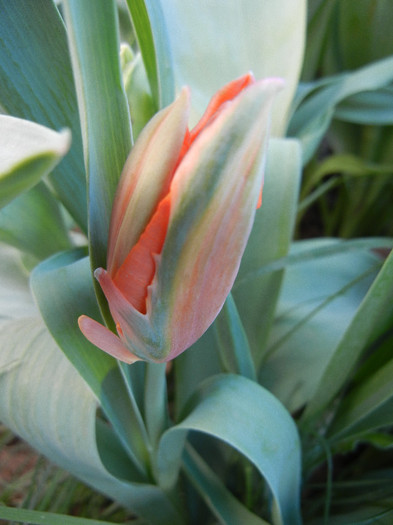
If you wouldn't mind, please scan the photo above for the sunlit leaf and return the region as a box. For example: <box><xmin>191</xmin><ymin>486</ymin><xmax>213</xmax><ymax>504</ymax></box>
<box><xmin>0</xmin><ymin>115</ymin><xmax>70</xmax><ymax>209</ymax></box>
<box><xmin>0</xmin><ymin>318</ymin><xmax>185</xmax><ymax>525</ymax></box>
<box><xmin>0</xmin><ymin>0</ymin><xmax>86</xmax><ymax>230</ymax></box>
<box><xmin>161</xmin><ymin>0</ymin><xmax>306</xmax><ymax>135</ymax></box>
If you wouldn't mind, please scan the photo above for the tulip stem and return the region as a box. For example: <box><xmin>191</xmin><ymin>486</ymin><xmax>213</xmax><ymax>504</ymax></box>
<box><xmin>144</xmin><ymin>362</ymin><xmax>169</xmax><ymax>450</ymax></box>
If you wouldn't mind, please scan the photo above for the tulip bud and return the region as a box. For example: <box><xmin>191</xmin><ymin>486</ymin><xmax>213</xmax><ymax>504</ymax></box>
<box><xmin>79</xmin><ymin>74</ymin><xmax>283</xmax><ymax>363</ymax></box>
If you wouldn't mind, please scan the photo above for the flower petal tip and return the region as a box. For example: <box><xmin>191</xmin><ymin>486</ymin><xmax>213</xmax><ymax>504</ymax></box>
<box><xmin>78</xmin><ymin>315</ymin><xmax>140</xmax><ymax>364</ymax></box>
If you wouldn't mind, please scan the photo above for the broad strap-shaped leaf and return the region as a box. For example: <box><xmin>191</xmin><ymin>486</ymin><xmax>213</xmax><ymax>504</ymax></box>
<box><xmin>233</xmin><ymin>138</ymin><xmax>302</xmax><ymax>368</ymax></box>
<box><xmin>161</xmin><ymin>0</ymin><xmax>306</xmax><ymax>135</ymax></box>
<box><xmin>157</xmin><ymin>374</ymin><xmax>302</xmax><ymax>525</ymax></box>
<box><xmin>303</xmin><ymin>248</ymin><xmax>393</xmax><ymax>423</ymax></box>
<box><xmin>260</xmin><ymin>239</ymin><xmax>383</xmax><ymax>413</ymax></box>
<box><xmin>0</xmin><ymin>317</ymin><xmax>186</xmax><ymax>525</ymax></box>
<box><xmin>31</xmin><ymin>251</ymin><xmax>151</xmax><ymax>478</ymax></box>
<box><xmin>63</xmin><ymin>0</ymin><xmax>132</xmax><ymax>273</ymax></box>
<box><xmin>126</xmin><ymin>0</ymin><xmax>174</xmax><ymax>109</ymax></box>
<box><xmin>0</xmin><ymin>115</ymin><xmax>70</xmax><ymax>209</ymax></box>
<box><xmin>0</xmin><ymin>0</ymin><xmax>86</xmax><ymax>230</ymax></box>
<box><xmin>0</xmin><ymin>183</ymin><xmax>71</xmax><ymax>260</ymax></box>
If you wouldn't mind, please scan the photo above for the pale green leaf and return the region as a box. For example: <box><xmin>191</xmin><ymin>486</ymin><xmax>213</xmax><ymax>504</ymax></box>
<box><xmin>157</xmin><ymin>374</ymin><xmax>302</xmax><ymax>525</ymax></box>
<box><xmin>213</xmin><ymin>293</ymin><xmax>256</xmax><ymax>380</ymax></box>
<box><xmin>121</xmin><ymin>45</ymin><xmax>156</xmax><ymax>139</ymax></box>
<box><xmin>0</xmin><ymin>318</ymin><xmax>186</xmax><ymax>525</ymax></box>
<box><xmin>161</xmin><ymin>0</ymin><xmax>306</xmax><ymax>135</ymax></box>
<box><xmin>0</xmin><ymin>0</ymin><xmax>87</xmax><ymax>230</ymax></box>
<box><xmin>0</xmin><ymin>115</ymin><xmax>70</xmax><ymax>209</ymax></box>
<box><xmin>335</xmin><ymin>88</ymin><xmax>393</xmax><ymax>125</ymax></box>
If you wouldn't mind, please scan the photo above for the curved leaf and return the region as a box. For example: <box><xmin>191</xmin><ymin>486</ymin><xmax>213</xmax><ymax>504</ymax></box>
<box><xmin>0</xmin><ymin>317</ymin><xmax>185</xmax><ymax>525</ymax></box>
<box><xmin>157</xmin><ymin>374</ymin><xmax>302</xmax><ymax>525</ymax></box>
<box><xmin>0</xmin><ymin>0</ymin><xmax>86</xmax><ymax>229</ymax></box>
<box><xmin>31</xmin><ymin>251</ymin><xmax>151</xmax><ymax>479</ymax></box>
<box><xmin>0</xmin><ymin>116</ymin><xmax>70</xmax><ymax>209</ymax></box>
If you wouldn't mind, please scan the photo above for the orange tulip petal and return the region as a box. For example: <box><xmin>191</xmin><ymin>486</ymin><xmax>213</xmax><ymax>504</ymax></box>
<box><xmin>113</xmin><ymin>194</ymin><xmax>171</xmax><ymax>314</ymax></box>
<box><xmin>189</xmin><ymin>72</ymin><xmax>255</xmax><ymax>142</ymax></box>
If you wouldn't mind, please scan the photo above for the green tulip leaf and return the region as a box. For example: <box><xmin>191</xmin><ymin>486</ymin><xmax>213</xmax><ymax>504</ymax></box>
<box><xmin>234</xmin><ymin>138</ymin><xmax>302</xmax><ymax>368</ymax></box>
<box><xmin>289</xmin><ymin>55</ymin><xmax>393</xmax><ymax>163</ymax></box>
<box><xmin>30</xmin><ymin>251</ymin><xmax>151</xmax><ymax>479</ymax></box>
<box><xmin>260</xmin><ymin>239</ymin><xmax>382</xmax><ymax>413</ymax></box>
<box><xmin>0</xmin><ymin>243</ymin><xmax>37</xmax><ymax>321</ymax></box>
<box><xmin>0</xmin><ymin>0</ymin><xmax>86</xmax><ymax>230</ymax></box>
<box><xmin>0</xmin><ymin>317</ymin><xmax>185</xmax><ymax>525</ymax></box>
<box><xmin>161</xmin><ymin>0</ymin><xmax>306</xmax><ymax>135</ymax></box>
<box><xmin>0</xmin><ymin>183</ymin><xmax>71</xmax><ymax>260</ymax></box>
<box><xmin>63</xmin><ymin>0</ymin><xmax>132</xmax><ymax>273</ymax></box>
<box><xmin>303</xmin><ymin>248</ymin><xmax>393</xmax><ymax>423</ymax></box>
<box><xmin>157</xmin><ymin>374</ymin><xmax>302</xmax><ymax>525</ymax></box>
<box><xmin>183</xmin><ymin>446</ymin><xmax>270</xmax><ymax>525</ymax></box>
<box><xmin>126</xmin><ymin>0</ymin><xmax>174</xmax><ymax>109</ymax></box>
<box><xmin>0</xmin><ymin>115</ymin><xmax>70</xmax><ymax>209</ymax></box>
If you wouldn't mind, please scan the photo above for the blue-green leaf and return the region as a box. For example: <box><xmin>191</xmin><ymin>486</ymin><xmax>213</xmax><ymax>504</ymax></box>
<box><xmin>30</xmin><ymin>251</ymin><xmax>150</xmax><ymax>478</ymax></box>
<box><xmin>63</xmin><ymin>0</ymin><xmax>132</xmax><ymax>272</ymax></box>
<box><xmin>303</xmin><ymin>248</ymin><xmax>393</xmax><ymax>422</ymax></box>
<box><xmin>157</xmin><ymin>374</ymin><xmax>302</xmax><ymax>525</ymax></box>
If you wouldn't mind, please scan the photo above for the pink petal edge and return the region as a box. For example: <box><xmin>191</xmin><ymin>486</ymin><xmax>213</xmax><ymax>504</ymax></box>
<box><xmin>78</xmin><ymin>315</ymin><xmax>140</xmax><ymax>364</ymax></box>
